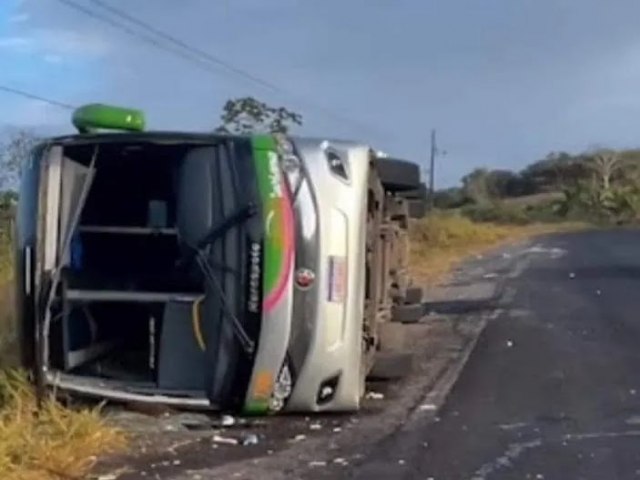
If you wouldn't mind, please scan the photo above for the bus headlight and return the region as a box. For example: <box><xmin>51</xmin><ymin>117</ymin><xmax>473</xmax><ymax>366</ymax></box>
<box><xmin>269</xmin><ymin>362</ymin><xmax>293</xmax><ymax>412</ymax></box>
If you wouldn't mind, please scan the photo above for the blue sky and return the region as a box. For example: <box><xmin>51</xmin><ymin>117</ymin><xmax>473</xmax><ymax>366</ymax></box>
<box><xmin>3</xmin><ymin>0</ymin><xmax>640</xmax><ymax>187</ymax></box>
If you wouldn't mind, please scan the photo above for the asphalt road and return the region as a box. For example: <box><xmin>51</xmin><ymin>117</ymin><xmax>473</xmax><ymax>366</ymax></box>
<box><xmin>337</xmin><ymin>230</ymin><xmax>640</xmax><ymax>480</ymax></box>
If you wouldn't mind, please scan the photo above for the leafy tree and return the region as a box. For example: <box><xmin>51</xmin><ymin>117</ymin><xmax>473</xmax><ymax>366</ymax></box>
<box><xmin>461</xmin><ymin>168</ymin><xmax>491</xmax><ymax>204</ymax></box>
<box><xmin>484</xmin><ymin>170</ymin><xmax>535</xmax><ymax>198</ymax></box>
<box><xmin>433</xmin><ymin>187</ymin><xmax>467</xmax><ymax>209</ymax></box>
<box><xmin>614</xmin><ymin>150</ymin><xmax>640</xmax><ymax>185</ymax></box>
<box><xmin>458</xmin><ymin>168</ymin><xmax>534</xmax><ymax>205</ymax></box>
<box><xmin>216</xmin><ymin>97</ymin><xmax>303</xmax><ymax>135</ymax></box>
<box><xmin>520</xmin><ymin>152</ymin><xmax>587</xmax><ymax>192</ymax></box>
<box><xmin>0</xmin><ymin>130</ymin><xmax>39</xmax><ymax>192</ymax></box>
<box><xmin>585</xmin><ymin>148</ymin><xmax>625</xmax><ymax>193</ymax></box>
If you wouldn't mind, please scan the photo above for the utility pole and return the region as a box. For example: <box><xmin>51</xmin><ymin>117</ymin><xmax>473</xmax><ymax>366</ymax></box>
<box><xmin>428</xmin><ymin>129</ymin><xmax>437</xmax><ymax>210</ymax></box>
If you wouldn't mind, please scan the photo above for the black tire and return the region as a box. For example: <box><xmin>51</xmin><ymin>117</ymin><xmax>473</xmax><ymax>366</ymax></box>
<box><xmin>368</xmin><ymin>352</ymin><xmax>415</xmax><ymax>381</ymax></box>
<box><xmin>391</xmin><ymin>303</ymin><xmax>424</xmax><ymax>323</ymax></box>
<box><xmin>404</xmin><ymin>286</ymin><xmax>423</xmax><ymax>305</ymax></box>
<box><xmin>398</xmin><ymin>182</ymin><xmax>427</xmax><ymax>200</ymax></box>
<box><xmin>408</xmin><ymin>199</ymin><xmax>427</xmax><ymax>219</ymax></box>
<box><xmin>375</xmin><ymin>158</ymin><xmax>421</xmax><ymax>192</ymax></box>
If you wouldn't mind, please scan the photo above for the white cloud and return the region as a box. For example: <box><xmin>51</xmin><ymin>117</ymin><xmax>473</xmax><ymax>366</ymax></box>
<box><xmin>0</xmin><ymin>36</ymin><xmax>33</xmax><ymax>50</ymax></box>
<box><xmin>9</xmin><ymin>13</ymin><xmax>30</xmax><ymax>23</ymax></box>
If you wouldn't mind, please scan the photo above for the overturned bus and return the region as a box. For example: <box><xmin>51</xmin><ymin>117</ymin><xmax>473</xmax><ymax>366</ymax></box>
<box><xmin>14</xmin><ymin>104</ymin><xmax>426</xmax><ymax>414</ymax></box>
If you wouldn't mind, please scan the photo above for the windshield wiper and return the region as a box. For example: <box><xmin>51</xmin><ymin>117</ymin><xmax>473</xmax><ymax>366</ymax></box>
<box><xmin>178</xmin><ymin>202</ymin><xmax>257</xmax><ymax>271</ymax></box>
<box><xmin>196</xmin><ymin>253</ymin><xmax>255</xmax><ymax>354</ymax></box>
<box><xmin>196</xmin><ymin>203</ymin><xmax>258</xmax><ymax>251</ymax></box>
<box><xmin>183</xmin><ymin>202</ymin><xmax>259</xmax><ymax>355</ymax></box>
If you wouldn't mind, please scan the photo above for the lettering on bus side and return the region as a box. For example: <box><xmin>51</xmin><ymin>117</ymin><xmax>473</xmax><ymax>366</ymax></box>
<box><xmin>248</xmin><ymin>241</ymin><xmax>262</xmax><ymax>313</ymax></box>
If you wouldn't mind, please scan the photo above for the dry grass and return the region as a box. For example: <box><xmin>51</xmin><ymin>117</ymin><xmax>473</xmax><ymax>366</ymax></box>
<box><xmin>0</xmin><ymin>371</ymin><xmax>126</xmax><ymax>480</ymax></box>
<box><xmin>409</xmin><ymin>212</ymin><xmax>587</xmax><ymax>285</ymax></box>
<box><xmin>0</xmin><ymin>232</ymin><xmax>126</xmax><ymax>480</ymax></box>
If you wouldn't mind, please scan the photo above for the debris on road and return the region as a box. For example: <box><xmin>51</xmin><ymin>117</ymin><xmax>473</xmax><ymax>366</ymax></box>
<box><xmin>499</xmin><ymin>422</ymin><xmax>529</xmax><ymax>431</ymax></box>
<box><xmin>212</xmin><ymin>435</ymin><xmax>239</xmax><ymax>446</ymax></box>
<box><xmin>221</xmin><ymin>415</ymin><xmax>235</xmax><ymax>427</ymax></box>
<box><xmin>483</xmin><ymin>273</ymin><xmax>498</xmax><ymax>279</ymax></box>
<box><xmin>596</xmin><ymin>289</ymin><xmax>601</xmax><ymax>295</ymax></box>
<box><xmin>365</xmin><ymin>391</ymin><xmax>385</xmax><ymax>400</ymax></box>
<box><xmin>418</xmin><ymin>403</ymin><xmax>437</xmax><ymax>412</ymax></box>
<box><xmin>333</xmin><ymin>457</ymin><xmax>349</xmax><ymax>466</ymax></box>
<box><xmin>241</xmin><ymin>434</ymin><xmax>259</xmax><ymax>446</ymax></box>
<box><xmin>569</xmin><ymin>272</ymin><xmax>576</xmax><ymax>279</ymax></box>
<box><xmin>309</xmin><ymin>460</ymin><xmax>327</xmax><ymax>467</ymax></box>
<box><xmin>506</xmin><ymin>340</ymin><xmax>514</xmax><ymax>348</ymax></box>
<box><xmin>309</xmin><ymin>423</ymin><xmax>322</xmax><ymax>431</ymax></box>
<box><xmin>291</xmin><ymin>434</ymin><xmax>307</xmax><ymax>442</ymax></box>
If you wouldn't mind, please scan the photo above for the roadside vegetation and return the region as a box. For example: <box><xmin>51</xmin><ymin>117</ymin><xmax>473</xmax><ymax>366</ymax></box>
<box><xmin>435</xmin><ymin>148</ymin><xmax>640</xmax><ymax>226</ymax></box>
<box><xmin>0</xmin><ymin>239</ymin><xmax>126</xmax><ymax>480</ymax></box>
<box><xmin>0</xmin><ymin>371</ymin><xmax>126</xmax><ymax>480</ymax></box>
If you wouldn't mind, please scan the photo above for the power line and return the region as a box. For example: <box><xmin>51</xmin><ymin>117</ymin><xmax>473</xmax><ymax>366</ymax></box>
<box><xmin>54</xmin><ymin>0</ymin><xmax>385</xmax><ymax>136</ymax></box>
<box><xmin>0</xmin><ymin>85</ymin><xmax>75</xmax><ymax>110</ymax></box>
<box><xmin>87</xmin><ymin>0</ymin><xmax>285</xmax><ymax>95</ymax></box>
<box><xmin>53</xmin><ymin>0</ymin><xmax>230</xmax><ymax>76</ymax></box>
